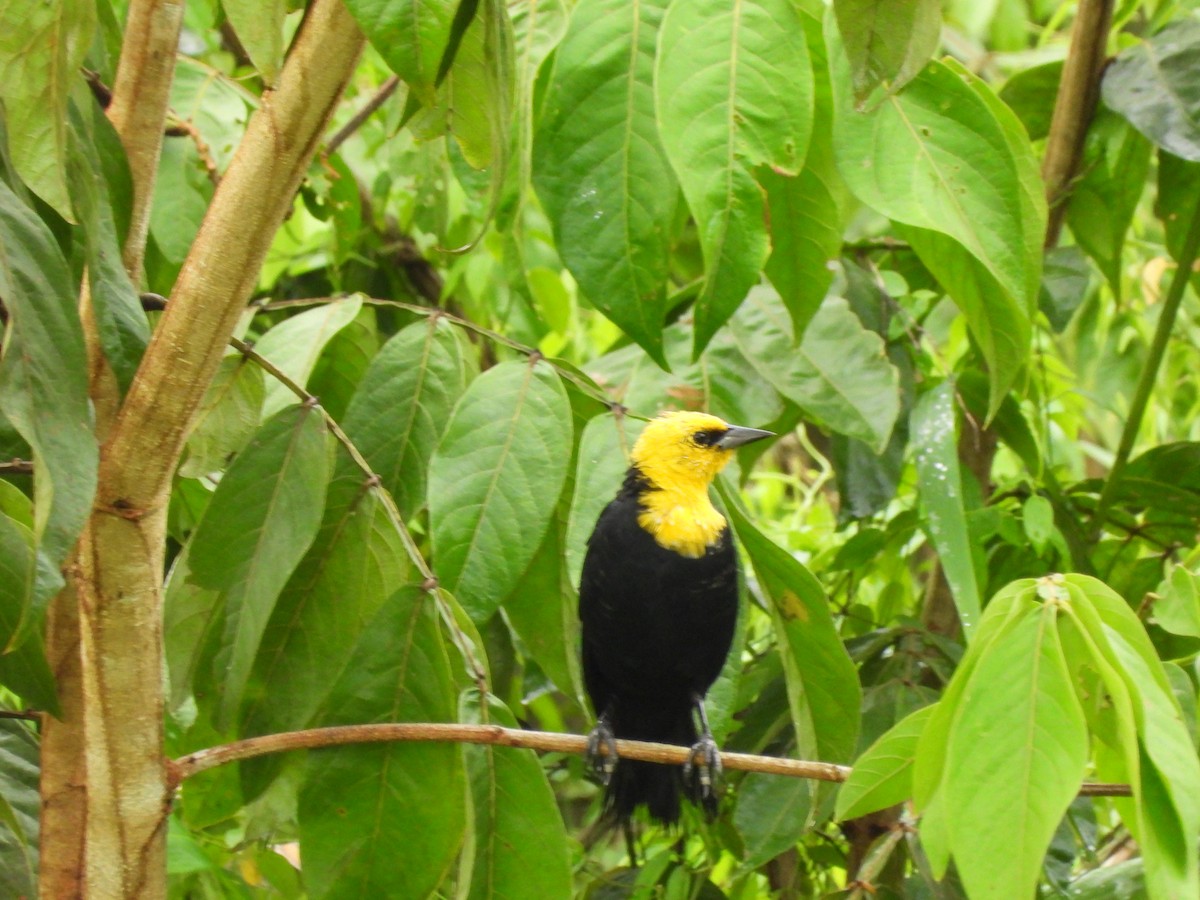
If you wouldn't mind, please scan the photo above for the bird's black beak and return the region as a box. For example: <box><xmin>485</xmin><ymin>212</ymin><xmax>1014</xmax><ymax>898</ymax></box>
<box><xmin>716</xmin><ymin>426</ymin><xmax>775</xmax><ymax>449</ymax></box>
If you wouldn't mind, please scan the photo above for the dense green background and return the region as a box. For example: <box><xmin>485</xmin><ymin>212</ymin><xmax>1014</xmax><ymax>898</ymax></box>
<box><xmin>3</xmin><ymin>0</ymin><xmax>1200</xmax><ymax>896</ymax></box>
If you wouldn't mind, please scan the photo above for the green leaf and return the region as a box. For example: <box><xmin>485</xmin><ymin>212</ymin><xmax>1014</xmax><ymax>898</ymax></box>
<box><xmin>721</xmin><ymin>482</ymin><xmax>862</xmax><ymax>770</ymax></box>
<box><xmin>565</xmin><ymin>413</ymin><xmax>645</xmax><ymax>590</ymax></box>
<box><xmin>1065</xmin><ymin>112</ymin><xmax>1151</xmax><ymax>295</ymax></box>
<box><xmin>656</xmin><ymin>0</ymin><xmax>813</xmax><ymax>354</ymax></box>
<box><xmin>0</xmin><ymin>720</ymin><xmax>39</xmax><ymax>899</ymax></box>
<box><xmin>255</xmin><ymin>296</ymin><xmax>363</xmax><ymax>418</ymax></box>
<box><xmin>461</xmin><ymin>691</ymin><xmax>572</xmax><ymax>900</ymax></box>
<box><xmin>188</xmin><ymin>405</ymin><xmax>332</xmax><ymax>727</ymax></box>
<box><xmin>0</xmin><ymin>178</ymin><xmax>97</xmax><ymax>614</ymax></box>
<box><xmin>306</xmin><ymin>307</ymin><xmax>379</xmax><ymax>423</ymax></box>
<box><xmin>0</xmin><ymin>0</ymin><xmax>95</xmax><ymax>219</ymax></box>
<box><xmin>223</xmin><ymin>0</ymin><xmax>286</xmax><ymax>84</ymax></box>
<box><xmin>429</xmin><ymin>359</ymin><xmax>572</xmax><ymax>623</ymax></box>
<box><xmin>1102</xmin><ymin>18</ymin><xmax>1200</xmax><ymax>162</ymax></box>
<box><xmin>830</xmin><ymin>28</ymin><xmax>1043</xmax><ymax>413</ymax></box>
<box><xmin>0</xmin><ymin>628</ymin><xmax>59</xmax><ymax>715</ymax></box>
<box><xmin>298</xmin><ymin>587</ymin><xmax>465</xmax><ymax>900</ymax></box>
<box><xmin>836</xmin><ymin>704</ymin><xmax>935</xmax><ymax>821</ymax></box>
<box><xmin>502</xmin><ymin>500</ymin><xmax>584</xmax><ymax>706</ymax></box>
<box><xmin>0</xmin><ymin>508</ymin><xmax>34</xmax><ymax>652</ymax></box>
<box><xmin>732</xmin><ymin>288</ymin><xmax>899</xmax><ymax>452</ymax></box>
<box><xmin>439</xmin><ymin>0</ymin><xmax>514</xmax><ymax>175</ymax></box>
<box><xmin>1022</xmin><ymin>494</ymin><xmax>1056</xmax><ymax>556</ymax></box>
<box><xmin>735</xmin><ymin>772</ymin><xmax>813</xmax><ymax>869</ymax></box>
<box><xmin>345</xmin><ymin>0</ymin><xmax>455</xmax><ymax>104</ymax></box>
<box><xmin>833</xmin><ymin>0</ymin><xmax>942</xmax><ymax>103</ymax></box>
<box><xmin>340</xmin><ymin>317</ymin><xmax>473</xmax><ymax>520</ymax></box>
<box><xmin>179</xmin><ymin>353</ymin><xmax>265</xmax><ymax>479</ymax></box>
<box><xmin>942</xmin><ymin>605</ymin><xmax>1088</xmax><ymax>900</ymax></box>
<box><xmin>532</xmin><ymin>0</ymin><xmax>675</xmax><ymax>365</ymax></box>
<box><xmin>1040</xmin><ymin>246</ymin><xmax>1092</xmax><ymax>332</ymax></box>
<box><xmin>911</xmin><ymin>381</ymin><xmax>982</xmax><ymax>635</ymax></box>
<box><xmin>1153</xmin><ymin>566</ymin><xmax>1200</xmax><ymax>638</ymax></box>
<box><xmin>163</xmin><ymin>543</ymin><xmax>222</xmax><ymax>711</ymax></box>
<box><xmin>1156</xmin><ymin>152</ymin><xmax>1200</xmax><ymax>265</ymax></box>
<box><xmin>998</xmin><ymin>60</ymin><xmax>1061</xmax><ymax>143</ymax></box>
<box><xmin>241</xmin><ymin>470</ymin><xmax>416</xmax><ymax>791</ymax></box>
<box><xmin>68</xmin><ymin>104</ymin><xmax>151</xmax><ymax>394</ymax></box>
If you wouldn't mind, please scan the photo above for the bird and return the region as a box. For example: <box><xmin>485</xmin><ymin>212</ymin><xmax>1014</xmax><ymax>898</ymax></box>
<box><xmin>578</xmin><ymin>410</ymin><xmax>773</xmax><ymax>827</ymax></box>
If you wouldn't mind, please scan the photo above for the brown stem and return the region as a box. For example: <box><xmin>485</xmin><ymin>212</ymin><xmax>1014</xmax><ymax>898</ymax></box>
<box><xmin>165</xmin><ymin>721</ymin><xmax>1133</xmax><ymax>797</ymax></box>
<box><xmin>105</xmin><ymin>0</ymin><xmax>187</xmax><ymax>278</ymax></box>
<box><xmin>327</xmin><ymin>75</ymin><xmax>401</xmax><ymax>154</ymax></box>
<box><xmin>1042</xmin><ymin>0</ymin><xmax>1115</xmax><ymax>248</ymax></box>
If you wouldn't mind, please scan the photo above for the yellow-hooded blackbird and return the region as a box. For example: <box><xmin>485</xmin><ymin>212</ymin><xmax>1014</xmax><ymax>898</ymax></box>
<box><xmin>579</xmin><ymin>411</ymin><xmax>773</xmax><ymax>825</ymax></box>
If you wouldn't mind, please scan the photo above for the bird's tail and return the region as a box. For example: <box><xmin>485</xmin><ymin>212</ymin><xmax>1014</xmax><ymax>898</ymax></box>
<box><xmin>604</xmin><ymin>697</ymin><xmax>716</xmax><ymax>826</ymax></box>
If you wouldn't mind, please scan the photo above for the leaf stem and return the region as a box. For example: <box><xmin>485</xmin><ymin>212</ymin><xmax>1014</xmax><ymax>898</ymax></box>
<box><xmin>1091</xmin><ymin>189</ymin><xmax>1200</xmax><ymax>536</ymax></box>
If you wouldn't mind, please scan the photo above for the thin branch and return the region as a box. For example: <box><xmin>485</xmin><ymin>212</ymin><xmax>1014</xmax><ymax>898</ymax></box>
<box><xmin>165</xmin><ymin>721</ymin><xmax>1133</xmax><ymax>799</ymax></box>
<box><xmin>0</xmin><ymin>460</ymin><xmax>33</xmax><ymax>475</ymax></box>
<box><xmin>326</xmin><ymin>75</ymin><xmax>401</xmax><ymax>155</ymax></box>
<box><xmin>1042</xmin><ymin>0</ymin><xmax>1115</xmax><ymax>248</ymax></box>
<box><xmin>1091</xmin><ymin>191</ymin><xmax>1200</xmax><ymax>535</ymax></box>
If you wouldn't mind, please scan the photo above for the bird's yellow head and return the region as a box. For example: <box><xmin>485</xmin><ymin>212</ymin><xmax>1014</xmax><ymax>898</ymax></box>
<box><xmin>629</xmin><ymin>412</ymin><xmax>773</xmax><ymax>557</ymax></box>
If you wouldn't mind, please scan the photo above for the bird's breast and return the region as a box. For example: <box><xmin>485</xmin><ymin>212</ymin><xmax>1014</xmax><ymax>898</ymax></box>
<box><xmin>636</xmin><ymin>490</ymin><xmax>728</xmax><ymax>559</ymax></box>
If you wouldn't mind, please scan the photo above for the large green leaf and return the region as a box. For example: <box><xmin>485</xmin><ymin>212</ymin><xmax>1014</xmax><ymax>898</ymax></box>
<box><xmin>68</xmin><ymin>105</ymin><xmax>151</xmax><ymax>394</ymax></box>
<box><xmin>255</xmin><ymin>296</ymin><xmax>363</xmax><ymax>418</ymax></box>
<box><xmin>656</xmin><ymin>0</ymin><xmax>813</xmax><ymax>354</ymax></box>
<box><xmin>223</xmin><ymin>0</ymin><xmax>286</xmax><ymax>84</ymax></box>
<box><xmin>240</xmin><ymin>469</ymin><xmax>416</xmax><ymax>793</ymax></box>
<box><xmin>832</xmin><ymin>0</ymin><xmax>941</xmax><ymax>103</ymax></box>
<box><xmin>1065</xmin><ymin>112</ymin><xmax>1151</xmax><ymax>295</ymax></box>
<box><xmin>344</xmin><ymin>0</ymin><xmax>455</xmax><ymax>105</ymax></box>
<box><xmin>461</xmin><ymin>691</ymin><xmax>572</xmax><ymax>900</ymax></box>
<box><xmin>835</xmin><ymin>704</ymin><xmax>934</xmax><ymax>821</ymax></box>
<box><xmin>0</xmin><ymin>510</ymin><xmax>34</xmax><ymax>653</ymax></box>
<box><xmin>734</xmin><ymin>771</ymin><xmax>813</xmax><ymax>869</ymax></box>
<box><xmin>0</xmin><ymin>720</ymin><xmax>39</xmax><ymax>899</ymax></box>
<box><xmin>179</xmin><ymin>353</ymin><xmax>265</xmax><ymax>479</ymax></box>
<box><xmin>187</xmin><ymin>405</ymin><xmax>332</xmax><ymax>727</ymax></box>
<box><xmin>911</xmin><ymin>381</ymin><xmax>981</xmax><ymax>635</ymax></box>
<box><xmin>0</xmin><ymin>0</ymin><xmax>95</xmax><ymax>218</ymax></box>
<box><xmin>829</xmin><ymin>24</ymin><xmax>1042</xmax><ymax>413</ymax></box>
<box><xmin>429</xmin><ymin>359</ymin><xmax>572</xmax><ymax>623</ymax></box>
<box><xmin>0</xmin><ymin>179</ymin><xmax>97</xmax><ymax>616</ymax></box>
<box><xmin>340</xmin><ymin>317</ymin><xmax>473</xmax><ymax>520</ymax></box>
<box><xmin>1156</xmin><ymin>152</ymin><xmax>1200</xmax><ymax>264</ymax></box>
<box><xmin>731</xmin><ymin>288</ymin><xmax>899</xmax><ymax>452</ymax></box>
<box><xmin>532</xmin><ymin>0</ymin><xmax>676</xmax><ymax>364</ymax></box>
<box><xmin>1102</xmin><ymin>18</ymin><xmax>1200</xmax><ymax>162</ymax></box>
<box><xmin>721</xmin><ymin>482</ymin><xmax>861</xmax><ymax>771</ymax></box>
<box><xmin>942</xmin><ymin>605</ymin><xmax>1088</xmax><ymax>900</ymax></box>
<box><xmin>299</xmin><ymin>586</ymin><xmax>465</xmax><ymax>899</ymax></box>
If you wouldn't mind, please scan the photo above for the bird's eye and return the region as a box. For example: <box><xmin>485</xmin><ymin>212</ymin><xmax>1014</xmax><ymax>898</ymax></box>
<box><xmin>693</xmin><ymin>429</ymin><xmax>724</xmax><ymax>447</ymax></box>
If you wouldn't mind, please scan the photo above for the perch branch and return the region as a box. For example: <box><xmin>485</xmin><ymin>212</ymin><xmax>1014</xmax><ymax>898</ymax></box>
<box><xmin>166</xmin><ymin>722</ymin><xmax>1132</xmax><ymax>799</ymax></box>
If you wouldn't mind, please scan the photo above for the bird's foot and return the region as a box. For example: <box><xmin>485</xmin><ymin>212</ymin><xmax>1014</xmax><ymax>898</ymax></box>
<box><xmin>586</xmin><ymin>716</ymin><xmax>619</xmax><ymax>785</ymax></box>
<box><xmin>683</xmin><ymin>732</ymin><xmax>722</xmax><ymax>801</ymax></box>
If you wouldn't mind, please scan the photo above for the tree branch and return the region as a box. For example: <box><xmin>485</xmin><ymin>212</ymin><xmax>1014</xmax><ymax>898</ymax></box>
<box><xmin>1042</xmin><ymin>0</ymin><xmax>1115</xmax><ymax>248</ymax></box>
<box><xmin>326</xmin><ymin>75</ymin><xmax>401</xmax><ymax>154</ymax></box>
<box><xmin>165</xmin><ymin>722</ymin><xmax>1133</xmax><ymax>798</ymax></box>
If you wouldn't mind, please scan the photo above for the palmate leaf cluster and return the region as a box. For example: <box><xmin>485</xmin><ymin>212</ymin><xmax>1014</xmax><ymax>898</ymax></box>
<box><xmin>2</xmin><ymin>0</ymin><xmax>1200</xmax><ymax>898</ymax></box>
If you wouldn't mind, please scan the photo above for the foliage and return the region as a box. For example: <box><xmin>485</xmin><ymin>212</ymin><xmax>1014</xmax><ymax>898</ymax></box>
<box><xmin>2</xmin><ymin>0</ymin><xmax>1200</xmax><ymax>898</ymax></box>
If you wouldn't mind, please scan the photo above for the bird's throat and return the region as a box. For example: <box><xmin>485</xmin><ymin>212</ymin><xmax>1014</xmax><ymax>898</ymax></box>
<box><xmin>636</xmin><ymin>487</ymin><xmax>727</xmax><ymax>559</ymax></box>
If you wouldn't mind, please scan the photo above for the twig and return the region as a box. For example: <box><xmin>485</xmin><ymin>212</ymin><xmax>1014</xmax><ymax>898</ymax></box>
<box><xmin>0</xmin><ymin>460</ymin><xmax>33</xmax><ymax>475</ymax></box>
<box><xmin>1090</xmin><ymin>189</ymin><xmax>1200</xmax><ymax>535</ymax></box>
<box><xmin>165</xmin><ymin>721</ymin><xmax>1133</xmax><ymax>799</ymax></box>
<box><xmin>1042</xmin><ymin>0</ymin><xmax>1115</xmax><ymax>248</ymax></box>
<box><xmin>326</xmin><ymin>75</ymin><xmax>401</xmax><ymax>154</ymax></box>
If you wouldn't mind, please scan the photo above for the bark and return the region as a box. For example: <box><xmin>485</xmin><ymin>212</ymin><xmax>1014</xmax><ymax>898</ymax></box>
<box><xmin>38</xmin><ymin>2</ymin><xmax>367</xmax><ymax>896</ymax></box>
<box><xmin>1042</xmin><ymin>0</ymin><xmax>1115</xmax><ymax>248</ymax></box>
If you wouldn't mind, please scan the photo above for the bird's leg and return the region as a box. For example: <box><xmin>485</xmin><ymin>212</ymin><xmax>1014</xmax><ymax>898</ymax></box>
<box><xmin>585</xmin><ymin>709</ymin><xmax>619</xmax><ymax>785</ymax></box>
<box><xmin>683</xmin><ymin>693</ymin><xmax>722</xmax><ymax>799</ymax></box>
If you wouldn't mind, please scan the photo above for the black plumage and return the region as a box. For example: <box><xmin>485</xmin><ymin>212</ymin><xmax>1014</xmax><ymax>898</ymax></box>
<box><xmin>579</xmin><ymin>467</ymin><xmax>740</xmax><ymax>824</ymax></box>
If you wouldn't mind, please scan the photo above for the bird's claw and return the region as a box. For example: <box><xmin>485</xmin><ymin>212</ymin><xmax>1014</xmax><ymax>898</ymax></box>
<box><xmin>683</xmin><ymin>733</ymin><xmax>722</xmax><ymax>800</ymax></box>
<box><xmin>586</xmin><ymin>717</ymin><xmax>619</xmax><ymax>785</ymax></box>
